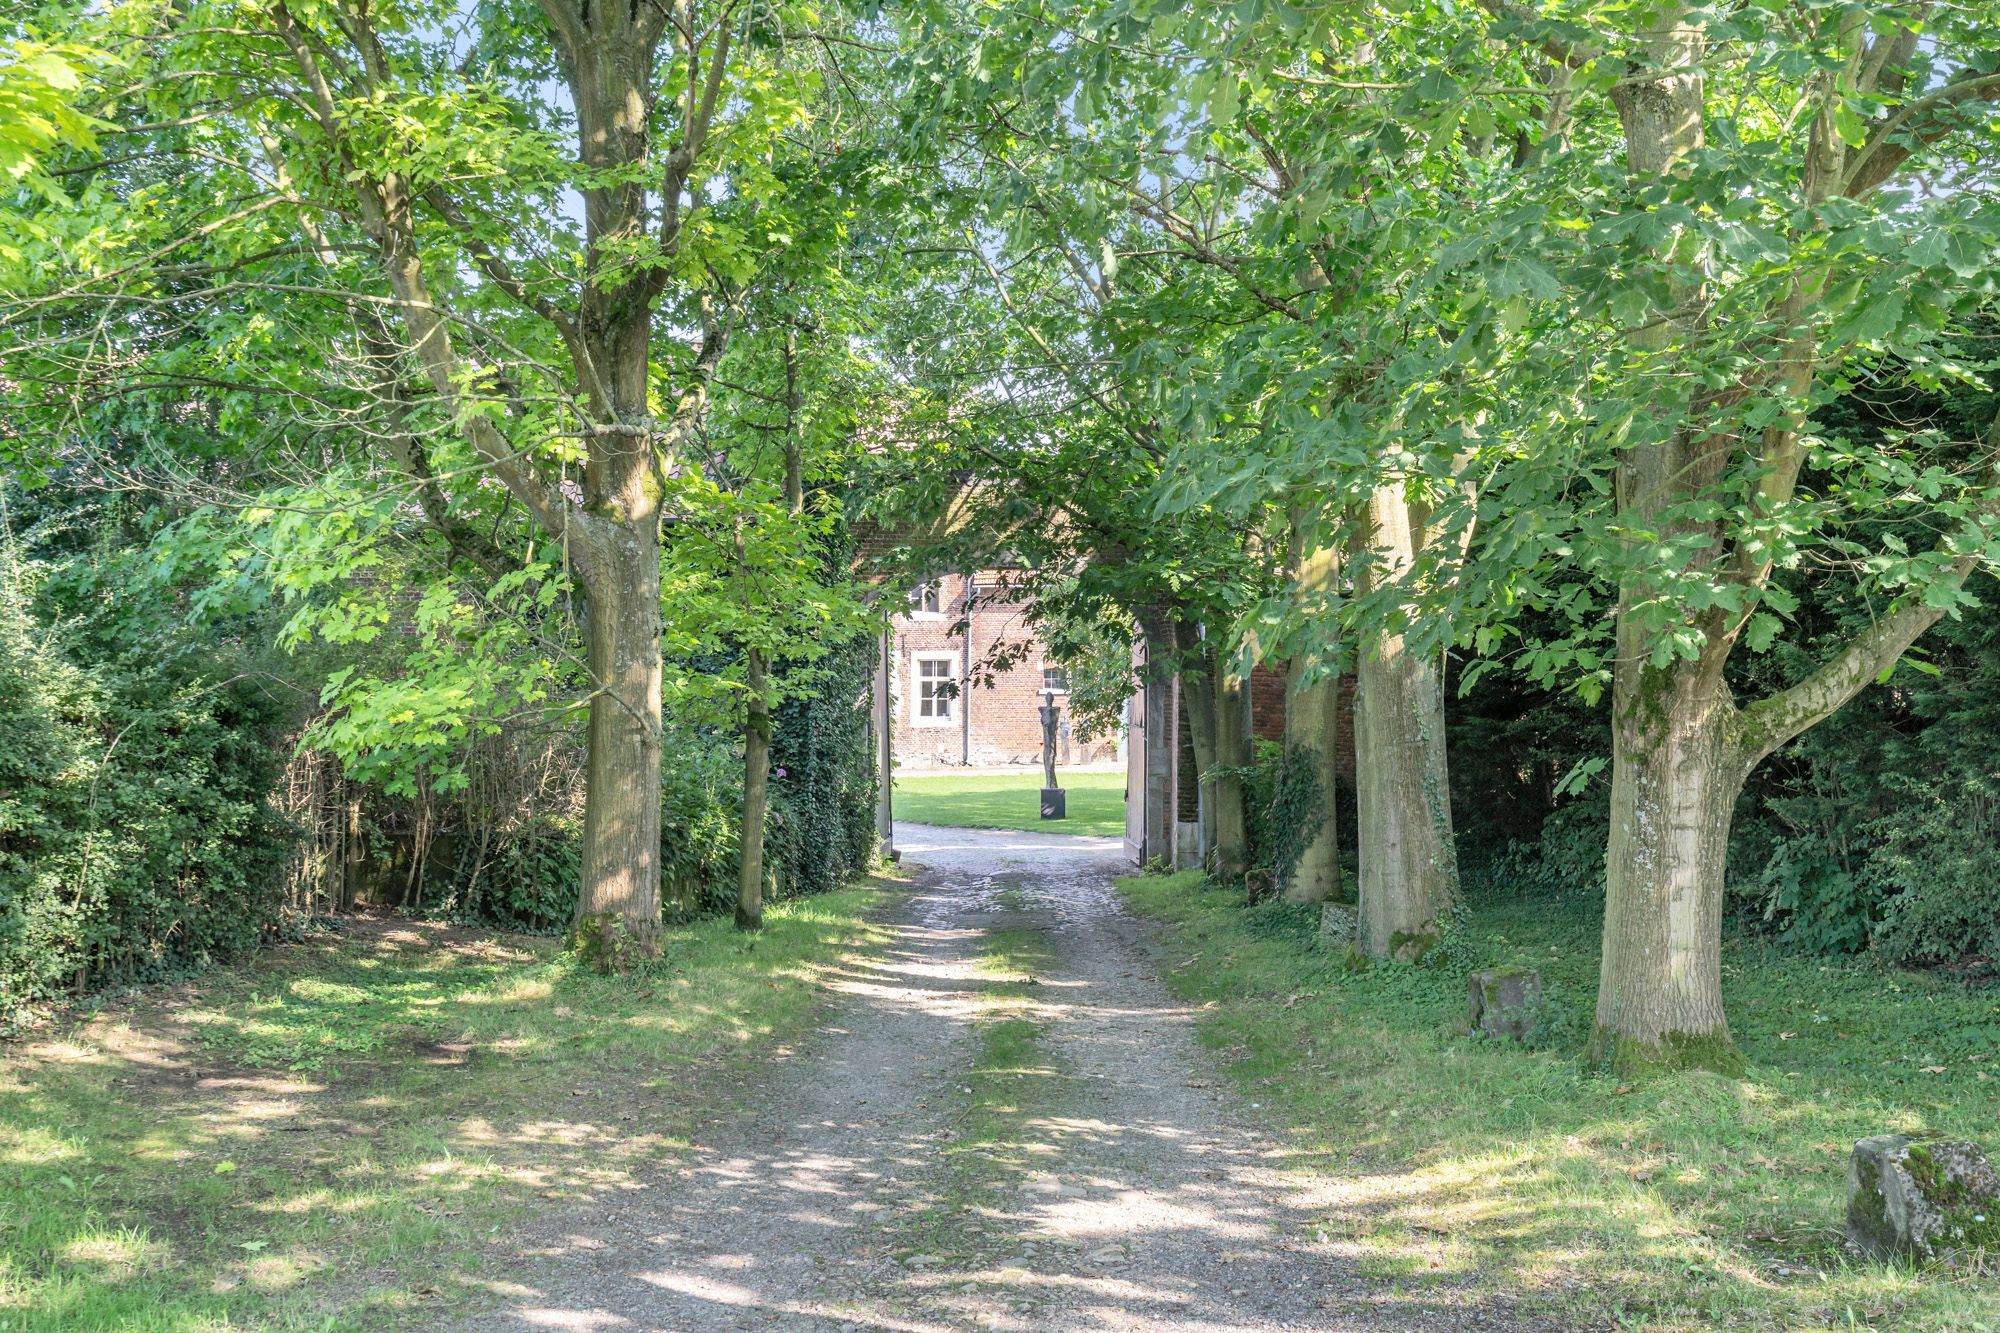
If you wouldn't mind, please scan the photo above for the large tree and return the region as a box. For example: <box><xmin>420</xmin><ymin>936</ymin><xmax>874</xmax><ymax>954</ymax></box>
<box><xmin>1</xmin><ymin>0</ymin><xmax>853</xmax><ymax>964</ymax></box>
<box><xmin>1467</xmin><ymin>0</ymin><xmax>2000</xmax><ymax>1069</ymax></box>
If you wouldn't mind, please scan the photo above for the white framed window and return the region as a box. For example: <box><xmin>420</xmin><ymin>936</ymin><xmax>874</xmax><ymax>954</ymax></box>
<box><xmin>908</xmin><ymin>581</ymin><xmax>944</xmax><ymax>618</ymax></box>
<box><xmin>912</xmin><ymin>652</ymin><xmax>958</xmax><ymax>726</ymax></box>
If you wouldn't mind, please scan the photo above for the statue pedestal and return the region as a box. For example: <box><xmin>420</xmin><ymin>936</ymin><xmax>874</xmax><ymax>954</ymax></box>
<box><xmin>1040</xmin><ymin>787</ymin><xmax>1067</xmax><ymax>820</ymax></box>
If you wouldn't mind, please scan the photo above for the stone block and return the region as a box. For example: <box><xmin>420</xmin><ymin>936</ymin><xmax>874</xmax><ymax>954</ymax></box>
<box><xmin>1319</xmin><ymin>902</ymin><xmax>1356</xmax><ymax>946</ymax></box>
<box><xmin>1848</xmin><ymin>1135</ymin><xmax>2000</xmax><ymax>1261</ymax></box>
<box><xmin>1468</xmin><ymin>967</ymin><xmax>1544</xmax><ymax>1038</ymax></box>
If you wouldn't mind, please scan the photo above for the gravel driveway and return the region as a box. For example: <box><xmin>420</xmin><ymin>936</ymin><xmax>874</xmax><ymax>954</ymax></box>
<box><xmin>450</xmin><ymin>824</ymin><xmax>1542</xmax><ymax>1332</ymax></box>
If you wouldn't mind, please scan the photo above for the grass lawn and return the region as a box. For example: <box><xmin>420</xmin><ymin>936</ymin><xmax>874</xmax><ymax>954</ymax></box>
<box><xmin>893</xmin><ymin>768</ymin><xmax>1126</xmax><ymax>838</ymax></box>
<box><xmin>0</xmin><ymin>881</ymin><xmax>894</xmax><ymax>1331</ymax></box>
<box><xmin>1120</xmin><ymin>871</ymin><xmax>2000</xmax><ymax>1332</ymax></box>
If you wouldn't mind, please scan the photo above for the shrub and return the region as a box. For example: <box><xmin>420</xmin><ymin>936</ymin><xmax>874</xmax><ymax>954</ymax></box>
<box><xmin>0</xmin><ymin>513</ymin><xmax>293</xmax><ymax>1018</ymax></box>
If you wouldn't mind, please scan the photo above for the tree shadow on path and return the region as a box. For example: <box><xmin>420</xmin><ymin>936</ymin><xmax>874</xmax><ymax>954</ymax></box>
<box><xmin>453</xmin><ymin>825</ymin><xmax>1561</xmax><ymax>1332</ymax></box>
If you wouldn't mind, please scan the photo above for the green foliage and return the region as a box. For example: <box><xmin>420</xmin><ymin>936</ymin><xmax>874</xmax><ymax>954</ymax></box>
<box><xmin>1040</xmin><ymin>611</ymin><xmax>1140</xmax><ymax>744</ymax></box>
<box><xmin>659</xmin><ymin>727</ymin><xmax>750</xmax><ymax>918</ymax></box>
<box><xmin>0</xmin><ymin>495</ymin><xmax>294</xmax><ymax>1019</ymax></box>
<box><xmin>1242</xmin><ymin>739</ymin><xmax>1322</xmax><ymax>896</ymax></box>
<box><xmin>444</xmin><ymin>815</ymin><xmax>583</xmax><ymax>934</ymax></box>
<box><xmin>769</xmin><ymin>631</ymin><xmax>879</xmax><ymax>899</ymax></box>
<box><xmin>1486</xmin><ymin>798</ymin><xmax>1612</xmax><ymax>902</ymax></box>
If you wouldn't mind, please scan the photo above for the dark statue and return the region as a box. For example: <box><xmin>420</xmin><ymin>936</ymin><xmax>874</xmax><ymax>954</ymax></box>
<box><xmin>1038</xmin><ymin>696</ymin><xmax>1066</xmax><ymax>820</ymax></box>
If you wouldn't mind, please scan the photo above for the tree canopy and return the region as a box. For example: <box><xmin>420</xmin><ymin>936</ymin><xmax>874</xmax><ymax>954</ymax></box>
<box><xmin>2</xmin><ymin>0</ymin><xmax>1998</xmax><ymax>1072</ymax></box>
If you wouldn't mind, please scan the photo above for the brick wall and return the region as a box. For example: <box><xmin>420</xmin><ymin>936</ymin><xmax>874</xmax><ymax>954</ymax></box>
<box><xmin>1250</xmin><ymin>664</ymin><xmax>1286</xmax><ymax>742</ymax></box>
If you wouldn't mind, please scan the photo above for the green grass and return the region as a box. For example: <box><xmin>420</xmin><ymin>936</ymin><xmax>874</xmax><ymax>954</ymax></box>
<box><xmin>894</xmin><ymin>923</ymin><xmax>1066</xmax><ymax>1265</ymax></box>
<box><xmin>0</xmin><ymin>883</ymin><xmax>895</xmax><ymax>1331</ymax></box>
<box><xmin>1119</xmin><ymin>871</ymin><xmax>2000</xmax><ymax>1333</ymax></box>
<box><xmin>893</xmin><ymin>768</ymin><xmax>1126</xmax><ymax>838</ymax></box>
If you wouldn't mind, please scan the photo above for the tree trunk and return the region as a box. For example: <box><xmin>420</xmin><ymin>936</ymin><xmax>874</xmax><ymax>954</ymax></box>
<box><xmin>737</xmin><ymin>646</ymin><xmax>771</xmax><ymax>931</ymax></box>
<box><xmin>340</xmin><ymin>792</ymin><xmax>362</xmax><ymax>912</ymax></box>
<box><xmin>1283</xmin><ymin>526</ymin><xmax>1341</xmax><ymax>904</ymax></box>
<box><xmin>1212</xmin><ymin>662</ymin><xmax>1250</xmax><ymax>882</ymax></box>
<box><xmin>1174</xmin><ymin>619</ymin><xmax>1222</xmax><ymax>862</ymax></box>
<box><xmin>1283</xmin><ymin>656</ymin><xmax>1341</xmax><ymax>903</ymax></box>
<box><xmin>573</xmin><ymin>520</ymin><xmax>665</xmax><ymax>968</ymax></box>
<box><xmin>734</xmin><ymin>329</ymin><xmax>800</xmax><ymax>932</ymax></box>
<box><xmin>1589</xmin><ymin>653</ymin><xmax>1746</xmax><ymax>1074</ymax></box>
<box><xmin>1351</xmin><ymin>485</ymin><xmax>1457</xmax><ymax>960</ymax></box>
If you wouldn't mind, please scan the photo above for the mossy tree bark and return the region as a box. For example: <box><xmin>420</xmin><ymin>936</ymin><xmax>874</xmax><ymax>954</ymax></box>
<box><xmin>1213</xmin><ymin>662</ymin><xmax>1251</xmax><ymax>882</ymax></box>
<box><xmin>1351</xmin><ymin>483</ymin><xmax>1457</xmax><ymax>959</ymax></box>
<box><xmin>577</xmin><ymin>521</ymin><xmax>666</xmax><ymax>964</ymax></box>
<box><xmin>1591</xmin><ymin>649</ymin><xmax>1744</xmax><ymax>1072</ymax></box>
<box><xmin>1282</xmin><ymin>522</ymin><xmax>1341</xmax><ymax>904</ymax></box>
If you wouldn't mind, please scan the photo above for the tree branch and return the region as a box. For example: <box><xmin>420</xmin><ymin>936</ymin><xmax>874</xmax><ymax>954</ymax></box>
<box><xmin>1844</xmin><ymin>70</ymin><xmax>2000</xmax><ymax>197</ymax></box>
<box><xmin>1736</xmin><ymin>410</ymin><xmax>2000</xmax><ymax>765</ymax></box>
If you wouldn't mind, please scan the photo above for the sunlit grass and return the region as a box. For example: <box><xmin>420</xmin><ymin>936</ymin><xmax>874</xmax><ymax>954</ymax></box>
<box><xmin>1120</xmin><ymin>870</ymin><xmax>2000</xmax><ymax>1331</ymax></box>
<box><xmin>893</xmin><ymin>768</ymin><xmax>1126</xmax><ymax>837</ymax></box>
<box><xmin>0</xmin><ymin>882</ymin><xmax>893</xmax><ymax>1331</ymax></box>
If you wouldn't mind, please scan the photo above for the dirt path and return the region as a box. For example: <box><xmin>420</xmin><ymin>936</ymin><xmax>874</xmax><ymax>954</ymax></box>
<box><xmin>453</xmin><ymin>825</ymin><xmax>1536</xmax><ymax>1332</ymax></box>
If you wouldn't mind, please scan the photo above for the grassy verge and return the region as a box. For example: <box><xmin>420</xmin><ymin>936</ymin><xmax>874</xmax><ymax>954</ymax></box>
<box><xmin>1119</xmin><ymin>871</ymin><xmax>2000</xmax><ymax>1332</ymax></box>
<box><xmin>0</xmin><ymin>882</ymin><xmax>895</xmax><ymax>1332</ymax></box>
<box><xmin>893</xmin><ymin>769</ymin><xmax>1125</xmax><ymax>838</ymax></box>
<box><xmin>951</xmin><ymin>926</ymin><xmax>1065</xmax><ymax>1182</ymax></box>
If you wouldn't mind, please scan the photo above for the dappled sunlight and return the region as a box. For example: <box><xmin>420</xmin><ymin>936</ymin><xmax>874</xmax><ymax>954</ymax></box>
<box><xmin>0</xmin><ymin>892</ymin><xmax>894</xmax><ymax>1328</ymax></box>
<box><xmin>240</xmin><ymin>1249</ymin><xmax>328</xmax><ymax>1291</ymax></box>
<box><xmin>60</xmin><ymin>1229</ymin><xmax>170</xmax><ymax>1278</ymax></box>
<box><xmin>0</xmin><ymin>1123</ymin><xmax>81</xmax><ymax>1165</ymax></box>
<box><xmin>1106</xmin><ymin>871</ymin><xmax>2000</xmax><ymax>1328</ymax></box>
<box><xmin>509</xmin><ymin>1311</ymin><xmax>638</xmax><ymax>1330</ymax></box>
<box><xmin>250</xmin><ymin>1187</ymin><xmax>392</xmax><ymax>1217</ymax></box>
<box><xmin>15</xmin><ymin>1035</ymin><xmax>116</xmax><ymax>1066</ymax></box>
<box><xmin>441</xmin><ymin>828</ymin><xmax>1537</xmax><ymax>1330</ymax></box>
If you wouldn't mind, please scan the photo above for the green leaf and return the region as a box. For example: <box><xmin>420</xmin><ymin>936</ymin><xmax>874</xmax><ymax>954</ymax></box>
<box><xmin>1832</xmin><ymin>101</ymin><xmax>1868</xmax><ymax>150</ymax></box>
<box><xmin>1743</xmin><ymin>611</ymin><xmax>1781</xmax><ymax>652</ymax></box>
<box><xmin>1209</xmin><ymin>72</ymin><xmax>1240</xmax><ymax>126</ymax></box>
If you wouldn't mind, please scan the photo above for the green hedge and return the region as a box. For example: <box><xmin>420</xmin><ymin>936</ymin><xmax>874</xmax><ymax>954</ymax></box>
<box><xmin>0</xmin><ymin>532</ymin><xmax>292</xmax><ymax>1019</ymax></box>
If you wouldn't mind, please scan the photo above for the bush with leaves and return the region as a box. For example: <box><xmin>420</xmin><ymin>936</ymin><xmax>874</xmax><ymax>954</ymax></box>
<box><xmin>0</xmin><ymin>493</ymin><xmax>293</xmax><ymax>1018</ymax></box>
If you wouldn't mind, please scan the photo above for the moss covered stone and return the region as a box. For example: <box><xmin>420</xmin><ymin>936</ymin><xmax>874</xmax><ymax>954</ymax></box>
<box><xmin>1469</xmin><ymin>967</ymin><xmax>1544</xmax><ymax>1038</ymax></box>
<box><xmin>1848</xmin><ymin>1135</ymin><xmax>2000</xmax><ymax>1261</ymax></box>
<box><xmin>1318</xmin><ymin>902</ymin><xmax>1356</xmax><ymax>948</ymax></box>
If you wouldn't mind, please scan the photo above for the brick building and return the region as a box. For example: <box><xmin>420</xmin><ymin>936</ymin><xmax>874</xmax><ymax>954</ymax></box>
<box><xmin>858</xmin><ymin>524</ymin><xmax>1352</xmax><ymax>867</ymax></box>
<box><xmin>886</xmin><ymin>572</ymin><xmax>1122</xmax><ymax>769</ymax></box>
